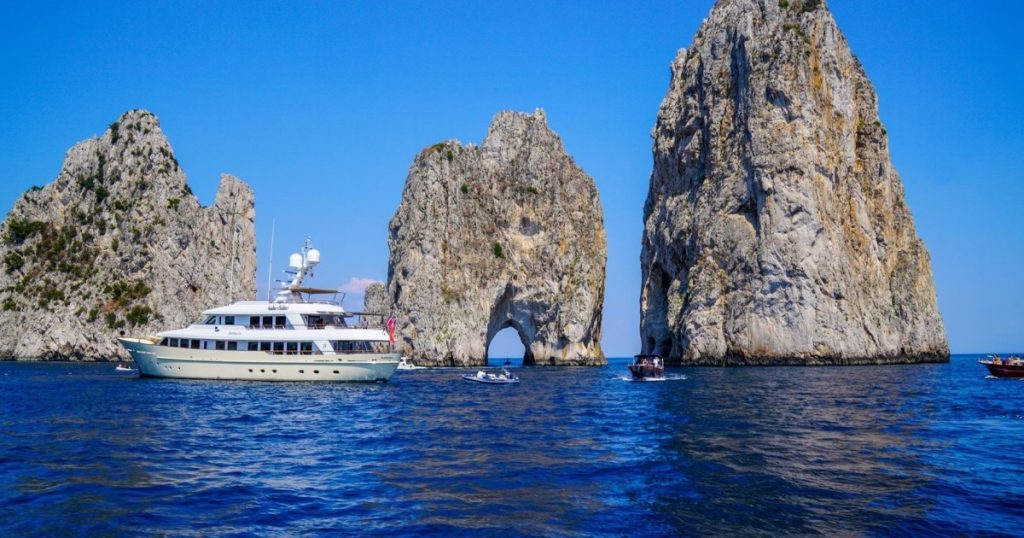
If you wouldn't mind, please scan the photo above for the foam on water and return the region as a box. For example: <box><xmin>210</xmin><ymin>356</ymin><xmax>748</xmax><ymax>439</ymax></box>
<box><xmin>614</xmin><ymin>373</ymin><xmax>688</xmax><ymax>382</ymax></box>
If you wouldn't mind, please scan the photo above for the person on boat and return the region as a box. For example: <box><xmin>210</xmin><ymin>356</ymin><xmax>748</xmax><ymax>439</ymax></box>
<box><xmin>992</xmin><ymin>355</ymin><xmax>1002</xmax><ymax>365</ymax></box>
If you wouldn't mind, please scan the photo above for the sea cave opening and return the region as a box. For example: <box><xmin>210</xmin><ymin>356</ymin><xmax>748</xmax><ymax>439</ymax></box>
<box><xmin>486</xmin><ymin>325</ymin><xmax>532</xmax><ymax>367</ymax></box>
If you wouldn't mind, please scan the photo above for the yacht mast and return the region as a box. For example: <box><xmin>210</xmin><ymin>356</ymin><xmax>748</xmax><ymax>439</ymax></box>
<box><xmin>266</xmin><ymin>219</ymin><xmax>275</xmax><ymax>302</ymax></box>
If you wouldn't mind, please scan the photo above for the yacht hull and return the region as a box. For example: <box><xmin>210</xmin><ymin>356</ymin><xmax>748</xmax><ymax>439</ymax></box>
<box><xmin>118</xmin><ymin>338</ymin><xmax>400</xmax><ymax>382</ymax></box>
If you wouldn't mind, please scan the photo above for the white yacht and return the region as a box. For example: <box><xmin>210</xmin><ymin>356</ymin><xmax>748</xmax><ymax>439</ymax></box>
<box><xmin>118</xmin><ymin>240</ymin><xmax>400</xmax><ymax>382</ymax></box>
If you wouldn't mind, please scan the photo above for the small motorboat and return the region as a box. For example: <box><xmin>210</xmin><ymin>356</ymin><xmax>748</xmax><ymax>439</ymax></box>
<box><xmin>628</xmin><ymin>354</ymin><xmax>665</xmax><ymax>380</ymax></box>
<box><xmin>462</xmin><ymin>369</ymin><xmax>519</xmax><ymax>384</ymax></box>
<box><xmin>980</xmin><ymin>357</ymin><xmax>1024</xmax><ymax>378</ymax></box>
<box><xmin>396</xmin><ymin>356</ymin><xmax>424</xmax><ymax>370</ymax></box>
<box><xmin>114</xmin><ymin>363</ymin><xmax>136</xmax><ymax>372</ymax></box>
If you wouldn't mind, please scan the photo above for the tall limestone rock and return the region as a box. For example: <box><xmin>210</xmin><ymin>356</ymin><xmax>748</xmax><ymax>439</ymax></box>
<box><xmin>388</xmin><ymin>110</ymin><xmax>606</xmax><ymax>366</ymax></box>
<box><xmin>0</xmin><ymin>110</ymin><xmax>256</xmax><ymax>360</ymax></box>
<box><xmin>362</xmin><ymin>282</ymin><xmax>389</xmax><ymax>317</ymax></box>
<box><xmin>640</xmin><ymin>0</ymin><xmax>948</xmax><ymax>365</ymax></box>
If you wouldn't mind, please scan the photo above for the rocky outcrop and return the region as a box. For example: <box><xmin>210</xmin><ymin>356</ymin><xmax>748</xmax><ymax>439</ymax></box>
<box><xmin>0</xmin><ymin>110</ymin><xmax>256</xmax><ymax>360</ymax></box>
<box><xmin>640</xmin><ymin>0</ymin><xmax>948</xmax><ymax>365</ymax></box>
<box><xmin>388</xmin><ymin>110</ymin><xmax>606</xmax><ymax>366</ymax></box>
<box><xmin>362</xmin><ymin>282</ymin><xmax>388</xmax><ymax>317</ymax></box>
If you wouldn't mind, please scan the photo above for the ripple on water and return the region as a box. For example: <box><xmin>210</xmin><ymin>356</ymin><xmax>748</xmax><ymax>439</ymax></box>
<box><xmin>0</xmin><ymin>356</ymin><xmax>1022</xmax><ymax>535</ymax></box>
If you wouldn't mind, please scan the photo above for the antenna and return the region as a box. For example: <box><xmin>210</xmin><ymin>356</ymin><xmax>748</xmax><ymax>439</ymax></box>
<box><xmin>266</xmin><ymin>219</ymin><xmax>275</xmax><ymax>301</ymax></box>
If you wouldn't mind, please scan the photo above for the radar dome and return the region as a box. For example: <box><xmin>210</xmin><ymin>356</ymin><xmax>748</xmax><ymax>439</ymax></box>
<box><xmin>289</xmin><ymin>253</ymin><xmax>303</xmax><ymax>270</ymax></box>
<box><xmin>307</xmin><ymin>248</ymin><xmax>321</xmax><ymax>265</ymax></box>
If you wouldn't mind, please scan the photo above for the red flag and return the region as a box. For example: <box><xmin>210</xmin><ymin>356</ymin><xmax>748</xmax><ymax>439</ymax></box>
<box><xmin>385</xmin><ymin>315</ymin><xmax>396</xmax><ymax>345</ymax></box>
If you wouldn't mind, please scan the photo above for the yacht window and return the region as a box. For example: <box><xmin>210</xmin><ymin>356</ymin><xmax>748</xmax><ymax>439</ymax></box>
<box><xmin>215</xmin><ymin>340</ymin><xmax>225</xmax><ymax>350</ymax></box>
<box><xmin>249</xmin><ymin>317</ymin><xmax>259</xmax><ymax>328</ymax></box>
<box><xmin>260</xmin><ymin>342</ymin><xmax>271</xmax><ymax>352</ymax></box>
<box><xmin>159</xmin><ymin>338</ymin><xmax>168</xmax><ymax>346</ymax></box>
<box><xmin>204</xmin><ymin>316</ymin><xmax>216</xmax><ymax>324</ymax></box>
<box><xmin>273</xmin><ymin>342</ymin><xmax>284</xmax><ymax>354</ymax></box>
<box><xmin>286</xmin><ymin>342</ymin><xmax>298</xmax><ymax>355</ymax></box>
<box><xmin>300</xmin><ymin>342</ymin><xmax>313</xmax><ymax>355</ymax></box>
<box><xmin>227</xmin><ymin>341</ymin><xmax>237</xmax><ymax>351</ymax></box>
<box><xmin>263</xmin><ymin>316</ymin><xmax>273</xmax><ymax>328</ymax></box>
<box><xmin>190</xmin><ymin>339</ymin><xmax>199</xmax><ymax>349</ymax></box>
<box><xmin>275</xmin><ymin>316</ymin><xmax>287</xmax><ymax>329</ymax></box>
<box><xmin>225</xmin><ymin>316</ymin><xmax>235</xmax><ymax>325</ymax></box>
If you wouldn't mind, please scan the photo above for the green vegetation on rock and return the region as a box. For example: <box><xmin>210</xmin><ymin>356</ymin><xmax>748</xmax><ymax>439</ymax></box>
<box><xmin>5</xmin><ymin>219</ymin><xmax>44</xmax><ymax>245</ymax></box>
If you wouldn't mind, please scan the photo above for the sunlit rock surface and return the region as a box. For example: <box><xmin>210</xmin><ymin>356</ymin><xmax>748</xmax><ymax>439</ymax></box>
<box><xmin>640</xmin><ymin>0</ymin><xmax>948</xmax><ymax>365</ymax></box>
<box><xmin>0</xmin><ymin>110</ymin><xmax>256</xmax><ymax>360</ymax></box>
<box><xmin>388</xmin><ymin>110</ymin><xmax>606</xmax><ymax>366</ymax></box>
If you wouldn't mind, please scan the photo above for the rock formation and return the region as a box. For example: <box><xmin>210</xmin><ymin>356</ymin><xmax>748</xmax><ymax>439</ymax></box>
<box><xmin>362</xmin><ymin>282</ymin><xmax>389</xmax><ymax>317</ymax></box>
<box><xmin>640</xmin><ymin>0</ymin><xmax>948</xmax><ymax>365</ymax></box>
<box><xmin>388</xmin><ymin>110</ymin><xmax>606</xmax><ymax>366</ymax></box>
<box><xmin>0</xmin><ymin>110</ymin><xmax>256</xmax><ymax>360</ymax></box>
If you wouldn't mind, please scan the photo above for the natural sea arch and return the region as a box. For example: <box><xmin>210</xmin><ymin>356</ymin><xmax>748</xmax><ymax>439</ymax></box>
<box><xmin>486</xmin><ymin>324</ymin><xmax>531</xmax><ymax>366</ymax></box>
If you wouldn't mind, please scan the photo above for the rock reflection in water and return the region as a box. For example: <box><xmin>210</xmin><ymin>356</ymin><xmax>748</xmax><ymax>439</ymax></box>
<box><xmin>650</xmin><ymin>364</ymin><xmax>957</xmax><ymax>535</ymax></box>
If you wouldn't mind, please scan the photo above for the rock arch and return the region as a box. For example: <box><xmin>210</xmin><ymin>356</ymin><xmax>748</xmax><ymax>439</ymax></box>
<box><xmin>484</xmin><ymin>286</ymin><xmax>538</xmax><ymax>365</ymax></box>
<box><xmin>387</xmin><ymin>110</ymin><xmax>606</xmax><ymax>366</ymax></box>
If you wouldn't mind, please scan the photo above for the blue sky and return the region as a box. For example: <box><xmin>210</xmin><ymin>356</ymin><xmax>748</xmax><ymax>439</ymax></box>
<box><xmin>1</xmin><ymin>1</ymin><xmax>1021</xmax><ymax>356</ymax></box>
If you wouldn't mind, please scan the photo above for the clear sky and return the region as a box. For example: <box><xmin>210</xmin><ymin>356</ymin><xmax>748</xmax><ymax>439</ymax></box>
<box><xmin>1</xmin><ymin>1</ymin><xmax>1021</xmax><ymax>357</ymax></box>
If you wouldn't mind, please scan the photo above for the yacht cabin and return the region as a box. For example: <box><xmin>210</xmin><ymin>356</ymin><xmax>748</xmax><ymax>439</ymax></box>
<box><xmin>156</xmin><ymin>301</ymin><xmax>390</xmax><ymax>356</ymax></box>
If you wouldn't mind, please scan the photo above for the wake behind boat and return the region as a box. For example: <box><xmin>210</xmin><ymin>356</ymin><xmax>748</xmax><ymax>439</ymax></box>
<box><xmin>118</xmin><ymin>240</ymin><xmax>400</xmax><ymax>382</ymax></box>
<box><xmin>463</xmin><ymin>369</ymin><xmax>519</xmax><ymax>384</ymax></box>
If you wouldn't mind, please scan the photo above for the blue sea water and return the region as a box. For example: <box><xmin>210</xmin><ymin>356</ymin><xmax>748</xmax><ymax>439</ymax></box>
<box><xmin>0</xmin><ymin>355</ymin><xmax>1022</xmax><ymax>536</ymax></box>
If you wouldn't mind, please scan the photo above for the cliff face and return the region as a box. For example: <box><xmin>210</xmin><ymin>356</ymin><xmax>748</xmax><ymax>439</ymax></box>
<box><xmin>640</xmin><ymin>0</ymin><xmax>948</xmax><ymax>365</ymax></box>
<box><xmin>362</xmin><ymin>282</ymin><xmax>389</xmax><ymax>317</ymax></box>
<box><xmin>388</xmin><ymin>110</ymin><xmax>606</xmax><ymax>366</ymax></box>
<box><xmin>0</xmin><ymin>110</ymin><xmax>256</xmax><ymax>360</ymax></box>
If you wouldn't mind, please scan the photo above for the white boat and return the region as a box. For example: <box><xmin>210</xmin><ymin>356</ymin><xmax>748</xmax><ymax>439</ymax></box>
<box><xmin>114</xmin><ymin>364</ymin><xmax>135</xmax><ymax>372</ymax></box>
<box><xmin>118</xmin><ymin>240</ymin><xmax>400</xmax><ymax>382</ymax></box>
<box><xmin>462</xmin><ymin>369</ymin><xmax>519</xmax><ymax>384</ymax></box>
<box><xmin>396</xmin><ymin>356</ymin><xmax>424</xmax><ymax>370</ymax></box>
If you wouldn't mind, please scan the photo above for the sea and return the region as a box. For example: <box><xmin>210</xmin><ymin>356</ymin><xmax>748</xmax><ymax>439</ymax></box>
<box><xmin>0</xmin><ymin>354</ymin><xmax>1021</xmax><ymax>536</ymax></box>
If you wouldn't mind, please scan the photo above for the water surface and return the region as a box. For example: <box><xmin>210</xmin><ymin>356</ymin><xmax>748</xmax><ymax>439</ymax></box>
<box><xmin>0</xmin><ymin>355</ymin><xmax>1021</xmax><ymax>536</ymax></box>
